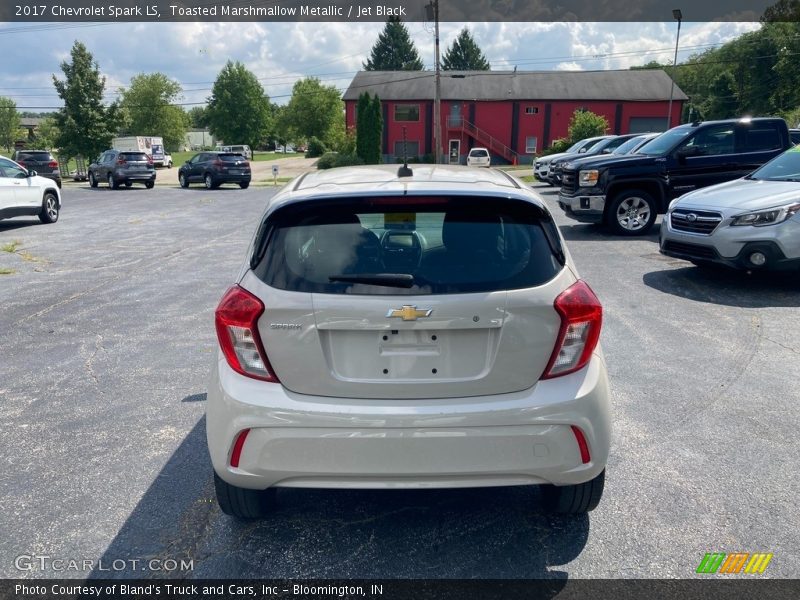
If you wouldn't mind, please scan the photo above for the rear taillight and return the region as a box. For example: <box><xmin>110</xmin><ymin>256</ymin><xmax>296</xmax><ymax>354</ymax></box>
<box><xmin>48</xmin><ymin>160</ymin><xmax>58</xmax><ymax>168</ymax></box>
<box><xmin>542</xmin><ymin>280</ymin><xmax>602</xmax><ymax>379</ymax></box>
<box><xmin>214</xmin><ymin>285</ymin><xmax>278</xmax><ymax>382</ymax></box>
<box><xmin>229</xmin><ymin>428</ymin><xmax>251</xmax><ymax>468</ymax></box>
<box><xmin>213</xmin><ymin>159</ymin><xmax>223</xmax><ymax>168</ymax></box>
<box><xmin>146</xmin><ymin>155</ymin><xmax>153</xmax><ymax>165</ymax></box>
<box><xmin>17</xmin><ymin>161</ymin><xmax>26</xmax><ymax>168</ymax></box>
<box><xmin>571</xmin><ymin>425</ymin><xmax>591</xmax><ymax>464</ymax></box>
<box><xmin>117</xmin><ymin>158</ymin><xmax>126</xmax><ymax>165</ymax></box>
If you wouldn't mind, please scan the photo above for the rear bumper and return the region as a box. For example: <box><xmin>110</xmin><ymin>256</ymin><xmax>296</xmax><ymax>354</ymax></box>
<box><xmin>116</xmin><ymin>172</ymin><xmax>156</xmax><ymax>182</ymax></box>
<box><xmin>214</xmin><ymin>173</ymin><xmax>252</xmax><ymax>183</ymax></box>
<box><xmin>207</xmin><ymin>353</ymin><xmax>612</xmax><ymax>490</ymax></box>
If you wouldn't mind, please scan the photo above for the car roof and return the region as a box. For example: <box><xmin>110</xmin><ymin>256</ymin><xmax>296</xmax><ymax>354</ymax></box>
<box><xmin>268</xmin><ymin>164</ymin><xmax>541</xmax><ymax>213</ymax></box>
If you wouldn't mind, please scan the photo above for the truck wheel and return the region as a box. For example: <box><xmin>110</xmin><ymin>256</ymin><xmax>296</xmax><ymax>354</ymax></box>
<box><xmin>88</xmin><ymin>172</ymin><xmax>98</xmax><ymax>188</ymax></box>
<box><xmin>214</xmin><ymin>473</ymin><xmax>275</xmax><ymax>519</ymax></box>
<box><xmin>38</xmin><ymin>191</ymin><xmax>59</xmax><ymax>224</ymax></box>
<box><xmin>607</xmin><ymin>190</ymin><xmax>657</xmax><ymax>235</ymax></box>
<box><xmin>541</xmin><ymin>469</ymin><xmax>605</xmax><ymax>514</ymax></box>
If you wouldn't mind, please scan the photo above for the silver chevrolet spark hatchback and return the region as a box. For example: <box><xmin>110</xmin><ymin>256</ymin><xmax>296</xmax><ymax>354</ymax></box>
<box><xmin>207</xmin><ymin>165</ymin><xmax>612</xmax><ymax>519</ymax></box>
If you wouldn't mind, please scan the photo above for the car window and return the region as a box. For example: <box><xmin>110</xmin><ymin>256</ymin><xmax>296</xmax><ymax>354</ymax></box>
<box><xmin>120</xmin><ymin>152</ymin><xmax>148</xmax><ymax>161</ymax></box>
<box><xmin>742</xmin><ymin>125</ymin><xmax>782</xmax><ymax>153</ymax></box>
<box><xmin>611</xmin><ymin>136</ymin><xmax>645</xmax><ymax>154</ymax></box>
<box><xmin>254</xmin><ymin>197</ymin><xmax>564</xmax><ymax>296</ymax></box>
<box><xmin>16</xmin><ymin>152</ymin><xmax>52</xmax><ymax>162</ymax></box>
<box><xmin>749</xmin><ymin>147</ymin><xmax>800</xmax><ymax>181</ymax></box>
<box><xmin>679</xmin><ymin>124</ymin><xmax>735</xmax><ymax>156</ymax></box>
<box><xmin>219</xmin><ymin>153</ymin><xmax>246</xmax><ymax>162</ymax></box>
<box><xmin>0</xmin><ymin>157</ymin><xmax>28</xmax><ymax>178</ymax></box>
<box><xmin>469</xmin><ymin>149</ymin><xmax>489</xmax><ymax>157</ymax></box>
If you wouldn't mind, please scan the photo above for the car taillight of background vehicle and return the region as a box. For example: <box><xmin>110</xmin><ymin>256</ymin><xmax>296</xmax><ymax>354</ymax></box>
<box><xmin>117</xmin><ymin>158</ymin><xmax>127</xmax><ymax>165</ymax></box>
<box><xmin>213</xmin><ymin>159</ymin><xmax>224</xmax><ymax>168</ymax></box>
<box><xmin>147</xmin><ymin>156</ymin><xmax>153</xmax><ymax>165</ymax></box>
<box><xmin>214</xmin><ymin>285</ymin><xmax>279</xmax><ymax>383</ymax></box>
<box><xmin>48</xmin><ymin>161</ymin><xmax>58</xmax><ymax>168</ymax></box>
<box><xmin>542</xmin><ymin>280</ymin><xmax>603</xmax><ymax>379</ymax></box>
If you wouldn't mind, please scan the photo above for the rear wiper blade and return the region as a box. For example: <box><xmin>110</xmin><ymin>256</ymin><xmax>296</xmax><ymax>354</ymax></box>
<box><xmin>329</xmin><ymin>273</ymin><xmax>415</xmax><ymax>288</ymax></box>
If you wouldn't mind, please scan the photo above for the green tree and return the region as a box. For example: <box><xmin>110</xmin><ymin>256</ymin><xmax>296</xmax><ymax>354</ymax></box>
<box><xmin>442</xmin><ymin>28</ymin><xmax>490</xmax><ymax>71</ymax></box>
<box><xmin>119</xmin><ymin>72</ymin><xmax>189</xmax><ymax>151</ymax></box>
<box><xmin>52</xmin><ymin>41</ymin><xmax>118</xmax><ymax>160</ymax></box>
<box><xmin>704</xmin><ymin>72</ymin><xmax>739</xmax><ymax>120</ymax></box>
<box><xmin>0</xmin><ymin>97</ymin><xmax>21</xmax><ymax>151</ymax></box>
<box><xmin>34</xmin><ymin>115</ymin><xmax>60</xmax><ymax>150</ymax></box>
<box><xmin>187</xmin><ymin>106</ymin><xmax>208</xmax><ymax>128</ymax></box>
<box><xmin>363</xmin><ymin>17</ymin><xmax>424</xmax><ymax>71</ymax></box>
<box><xmin>567</xmin><ymin>109</ymin><xmax>608</xmax><ymax>143</ymax></box>
<box><xmin>283</xmin><ymin>77</ymin><xmax>343</xmax><ymax>146</ymax></box>
<box><xmin>206</xmin><ymin>61</ymin><xmax>272</xmax><ymax>149</ymax></box>
<box><xmin>355</xmin><ymin>92</ymin><xmax>382</xmax><ymax>164</ymax></box>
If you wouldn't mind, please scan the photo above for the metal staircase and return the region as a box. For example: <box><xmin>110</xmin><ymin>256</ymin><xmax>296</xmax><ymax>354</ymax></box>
<box><xmin>447</xmin><ymin>117</ymin><xmax>519</xmax><ymax>164</ymax></box>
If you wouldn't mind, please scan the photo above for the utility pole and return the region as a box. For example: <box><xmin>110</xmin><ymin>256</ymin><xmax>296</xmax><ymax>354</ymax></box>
<box><xmin>667</xmin><ymin>9</ymin><xmax>683</xmax><ymax>127</ymax></box>
<box><xmin>428</xmin><ymin>0</ymin><xmax>442</xmax><ymax>164</ymax></box>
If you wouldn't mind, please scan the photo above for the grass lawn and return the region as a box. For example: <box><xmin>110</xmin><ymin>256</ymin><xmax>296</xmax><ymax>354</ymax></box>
<box><xmin>170</xmin><ymin>150</ymin><xmax>303</xmax><ymax>166</ymax></box>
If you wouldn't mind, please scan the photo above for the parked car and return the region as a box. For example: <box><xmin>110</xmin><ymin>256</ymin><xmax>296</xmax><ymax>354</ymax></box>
<box><xmin>0</xmin><ymin>156</ymin><xmax>61</xmax><ymax>224</ymax></box>
<box><xmin>207</xmin><ymin>164</ymin><xmax>611</xmax><ymax>519</ymax></box>
<box><xmin>88</xmin><ymin>150</ymin><xmax>156</xmax><ymax>189</ymax></box>
<box><xmin>466</xmin><ymin>147</ymin><xmax>491</xmax><ymax>167</ymax></box>
<box><xmin>660</xmin><ymin>146</ymin><xmax>800</xmax><ymax>271</ymax></box>
<box><xmin>557</xmin><ymin>118</ymin><xmax>792</xmax><ymax>235</ymax></box>
<box><xmin>554</xmin><ymin>133</ymin><xmax>662</xmax><ymax>187</ymax></box>
<box><xmin>178</xmin><ymin>151</ymin><xmax>251</xmax><ymax>189</ymax></box>
<box><xmin>533</xmin><ymin>136</ymin><xmax>614</xmax><ymax>184</ymax></box>
<box><xmin>548</xmin><ymin>134</ymin><xmax>644</xmax><ymax>185</ymax></box>
<box><xmin>12</xmin><ymin>150</ymin><xmax>62</xmax><ymax>188</ymax></box>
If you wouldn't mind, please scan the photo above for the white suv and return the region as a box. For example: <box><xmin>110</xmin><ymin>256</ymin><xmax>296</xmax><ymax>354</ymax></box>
<box><xmin>207</xmin><ymin>164</ymin><xmax>611</xmax><ymax>518</ymax></box>
<box><xmin>466</xmin><ymin>147</ymin><xmax>491</xmax><ymax>167</ymax></box>
<box><xmin>0</xmin><ymin>156</ymin><xmax>61</xmax><ymax>224</ymax></box>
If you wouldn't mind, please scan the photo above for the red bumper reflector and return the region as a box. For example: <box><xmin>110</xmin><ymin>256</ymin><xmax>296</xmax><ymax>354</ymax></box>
<box><xmin>229</xmin><ymin>428</ymin><xmax>251</xmax><ymax>468</ymax></box>
<box><xmin>571</xmin><ymin>425</ymin><xmax>591</xmax><ymax>464</ymax></box>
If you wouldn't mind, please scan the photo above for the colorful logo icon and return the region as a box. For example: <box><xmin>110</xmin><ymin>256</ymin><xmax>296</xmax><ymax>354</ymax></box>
<box><xmin>696</xmin><ymin>552</ymin><xmax>773</xmax><ymax>574</ymax></box>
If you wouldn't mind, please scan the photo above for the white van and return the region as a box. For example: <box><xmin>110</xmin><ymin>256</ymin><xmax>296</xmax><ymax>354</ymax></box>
<box><xmin>214</xmin><ymin>144</ymin><xmax>252</xmax><ymax>160</ymax></box>
<box><xmin>112</xmin><ymin>136</ymin><xmax>166</xmax><ymax>167</ymax></box>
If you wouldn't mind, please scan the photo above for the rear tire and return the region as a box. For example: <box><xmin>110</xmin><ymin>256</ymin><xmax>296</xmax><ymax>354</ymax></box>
<box><xmin>107</xmin><ymin>173</ymin><xmax>118</xmax><ymax>190</ymax></box>
<box><xmin>606</xmin><ymin>190</ymin><xmax>657</xmax><ymax>236</ymax></box>
<box><xmin>239</xmin><ymin>181</ymin><xmax>250</xmax><ymax>189</ymax></box>
<box><xmin>88</xmin><ymin>172</ymin><xmax>98</xmax><ymax>188</ymax></box>
<box><xmin>145</xmin><ymin>181</ymin><xmax>155</xmax><ymax>189</ymax></box>
<box><xmin>214</xmin><ymin>473</ymin><xmax>274</xmax><ymax>519</ymax></box>
<box><xmin>124</xmin><ymin>181</ymin><xmax>132</xmax><ymax>188</ymax></box>
<box><xmin>204</xmin><ymin>173</ymin><xmax>216</xmax><ymax>189</ymax></box>
<box><xmin>541</xmin><ymin>469</ymin><xmax>605</xmax><ymax>514</ymax></box>
<box><xmin>38</xmin><ymin>191</ymin><xmax>59</xmax><ymax>224</ymax></box>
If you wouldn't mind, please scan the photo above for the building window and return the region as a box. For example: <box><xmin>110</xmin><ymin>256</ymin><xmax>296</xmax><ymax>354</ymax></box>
<box><xmin>525</xmin><ymin>106</ymin><xmax>539</xmax><ymax>115</ymax></box>
<box><xmin>525</xmin><ymin>136</ymin><xmax>538</xmax><ymax>153</ymax></box>
<box><xmin>394</xmin><ymin>104</ymin><xmax>420</xmax><ymax>122</ymax></box>
<box><xmin>394</xmin><ymin>140</ymin><xmax>420</xmax><ymax>159</ymax></box>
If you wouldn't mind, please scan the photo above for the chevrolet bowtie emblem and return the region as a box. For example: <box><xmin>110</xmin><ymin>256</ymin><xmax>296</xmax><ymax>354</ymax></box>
<box><xmin>386</xmin><ymin>305</ymin><xmax>433</xmax><ymax>321</ymax></box>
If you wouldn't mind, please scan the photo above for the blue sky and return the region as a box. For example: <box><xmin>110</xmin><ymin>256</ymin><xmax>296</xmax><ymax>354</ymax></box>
<box><xmin>0</xmin><ymin>21</ymin><xmax>761</xmax><ymax>111</ymax></box>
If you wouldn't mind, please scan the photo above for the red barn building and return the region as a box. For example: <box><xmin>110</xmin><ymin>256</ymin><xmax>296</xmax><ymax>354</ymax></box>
<box><xmin>343</xmin><ymin>70</ymin><xmax>688</xmax><ymax>164</ymax></box>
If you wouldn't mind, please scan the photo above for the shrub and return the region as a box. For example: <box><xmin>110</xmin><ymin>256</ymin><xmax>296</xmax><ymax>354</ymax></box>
<box><xmin>539</xmin><ymin>138</ymin><xmax>571</xmax><ymax>157</ymax></box>
<box><xmin>305</xmin><ymin>136</ymin><xmax>327</xmax><ymax>158</ymax></box>
<box><xmin>316</xmin><ymin>152</ymin><xmax>338</xmax><ymax>169</ymax></box>
<box><xmin>332</xmin><ymin>153</ymin><xmax>365</xmax><ymax>168</ymax></box>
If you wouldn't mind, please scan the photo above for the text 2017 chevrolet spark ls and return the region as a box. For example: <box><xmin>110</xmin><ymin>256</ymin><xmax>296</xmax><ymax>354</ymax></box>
<box><xmin>207</xmin><ymin>165</ymin><xmax>612</xmax><ymax>518</ymax></box>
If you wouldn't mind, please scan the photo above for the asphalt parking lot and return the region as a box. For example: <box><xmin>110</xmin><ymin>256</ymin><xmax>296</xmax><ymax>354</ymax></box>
<box><xmin>1</xmin><ymin>180</ymin><xmax>798</xmax><ymax>579</ymax></box>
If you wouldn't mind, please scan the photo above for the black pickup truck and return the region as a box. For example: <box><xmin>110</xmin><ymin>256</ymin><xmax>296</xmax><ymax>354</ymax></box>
<box><xmin>556</xmin><ymin>118</ymin><xmax>791</xmax><ymax>235</ymax></box>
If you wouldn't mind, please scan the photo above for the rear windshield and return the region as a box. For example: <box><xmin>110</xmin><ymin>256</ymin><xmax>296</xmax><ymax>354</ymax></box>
<box><xmin>253</xmin><ymin>197</ymin><xmax>565</xmax><ymax>295</ymax></box>
<box><xmin>17</xmin><ymin>152</ymin><xmax>53</xmax><ymax>161</ymax></box>
<box><xmin>219</xmin><ymin>153</ymin><xmax>246</xmax><ymax>162</ymax></box>
<box><xmin>470</xmin><ymin>149</ymin><xmax>489</xmax><ymax>157</ymax></box>
<box><xmin>120</xmin><ymin>152</ymin><xmax>148</xmax><ymax>161</ymax></box>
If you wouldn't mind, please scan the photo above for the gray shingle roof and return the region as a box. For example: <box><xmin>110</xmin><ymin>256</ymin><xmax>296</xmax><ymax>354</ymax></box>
<box><xmin>343</xmin><ymin>70</ymin><xmax>688</xmax><ymax>102</ymax></box>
